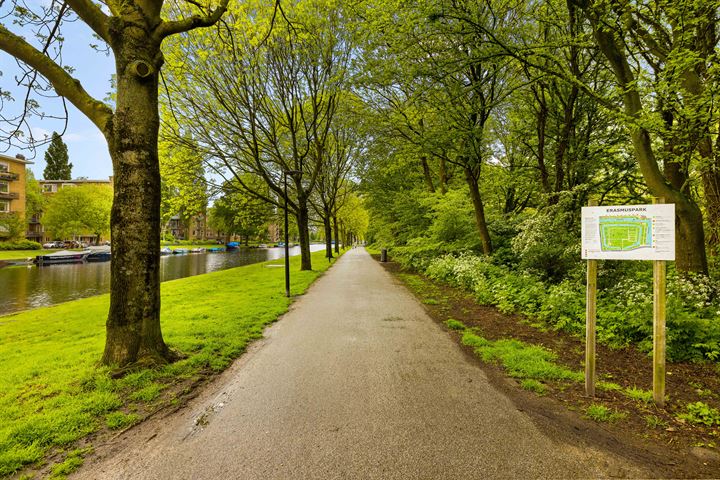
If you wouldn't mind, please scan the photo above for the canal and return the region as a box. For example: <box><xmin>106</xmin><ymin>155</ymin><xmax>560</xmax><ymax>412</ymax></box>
<box><xmin>0</xmin><ymin>245</ymin><xmax>326</xmax><ymax>316</ymax></box>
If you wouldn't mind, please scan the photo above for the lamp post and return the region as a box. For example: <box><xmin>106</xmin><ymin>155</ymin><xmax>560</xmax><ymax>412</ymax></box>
<box><xmin>283</xmin><ymin>170</ymin><xmax>301</xmax><ymax>297</ymax></box>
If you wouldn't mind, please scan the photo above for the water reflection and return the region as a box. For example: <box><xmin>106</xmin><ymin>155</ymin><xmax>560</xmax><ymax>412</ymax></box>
<box><xmin>0</xmin><ymin>245</ymin><xmax>324</xmax><ymax>316</ymax></box>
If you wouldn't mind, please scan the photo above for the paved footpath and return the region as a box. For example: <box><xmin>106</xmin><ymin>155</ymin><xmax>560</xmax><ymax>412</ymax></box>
<box><xmin>75</xmin><ymin>248</ymin><xmax>649</xmax><ymax>479</ymax></box>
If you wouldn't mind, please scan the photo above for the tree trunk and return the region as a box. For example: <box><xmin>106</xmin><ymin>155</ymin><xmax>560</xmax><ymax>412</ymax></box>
<box><xmin>439</xmin><ymin>158</ymin><xmax>448</xmax><ymax>194</ymax></box>
<box><xmin>324</xmin><ymin>209</ymin><xmax>333</xmax><ymax>259</ymax></box>
<box><xmin>463</xmin><ymin>166</ymin><xmax>493</xmax><ymax>255</ymax></box>
<box><xmin>102</xmin><ymin>38</ymin><xmax>172</xmax><ymax>367</ymax></box>
<box><xmin>421</xmin><ymin>156</ymin><xmax>435</xmax><ymax>193</ymax></box>
<box><xmin>295</xmin><ymin>198</ymin><xmax>312</xmax><ymax>271</ymax></box>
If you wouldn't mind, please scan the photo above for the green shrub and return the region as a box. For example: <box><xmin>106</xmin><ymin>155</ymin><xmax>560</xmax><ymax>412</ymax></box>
<box><xmin>677</xmin><ymin>402</ymin><xmax>720</xmax><ymax>427</ymax></box>
<box><xmin>444</xmin><ymin>319</ymin><xmax>466</xmax><ymax>331</ymax></box>
<box><xmin>0</xmin><ymin>240</ymin><xmax>42</xmax><ymax>250</ymax></box>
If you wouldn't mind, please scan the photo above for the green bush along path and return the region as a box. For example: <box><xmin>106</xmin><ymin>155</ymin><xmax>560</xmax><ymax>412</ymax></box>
<box><xmin>0</xmin><ymin>249</ymin><xmax>336</xmax><ymax>477</ymax></box>
<box><xmin>74</xmin><ymin>248</ymin><xmax>648</xmax><ymax>479</ymax></box>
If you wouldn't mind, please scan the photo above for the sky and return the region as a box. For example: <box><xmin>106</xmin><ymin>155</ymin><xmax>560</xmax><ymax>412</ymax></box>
<box><xmin>0</xmin><ymin>12</ymin><xmax>115</xmax><ymax>181</ymax></box>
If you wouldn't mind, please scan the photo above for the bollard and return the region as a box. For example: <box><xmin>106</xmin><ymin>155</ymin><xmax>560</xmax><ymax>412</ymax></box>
<box><xmin>380</xmin><ymin>248</ymin><xmax>387</xmax><ymax>262</ymax></box>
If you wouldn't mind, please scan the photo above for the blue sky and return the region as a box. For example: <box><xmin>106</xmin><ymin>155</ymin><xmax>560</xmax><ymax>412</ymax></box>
<box><xmin>0</xmin><ymin>15</ymin><xmax>115</xmax><ymax>180</ymax></box>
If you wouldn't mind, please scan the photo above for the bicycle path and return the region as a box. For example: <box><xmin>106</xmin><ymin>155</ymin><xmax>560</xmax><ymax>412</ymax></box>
<box><xmin>74</xmin><ymin>248</ymin><xmax>649</xmax><ymax>479</ymax></box>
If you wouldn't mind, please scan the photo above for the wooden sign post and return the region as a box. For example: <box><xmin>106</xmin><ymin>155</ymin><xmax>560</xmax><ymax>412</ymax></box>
<box><xmin>652</xmin><ymin>197</ymin><xmax>666</xmax><ymax>407</ymax></box>
<box><xmin>581</xmin><ymin>201</ymin><xmax>674</xmax><ymax>406</ymax></box>
<box><xmin>585</xmin><ymin>199</ymin><xmax>598</xmax><ymax>397</ymax></box>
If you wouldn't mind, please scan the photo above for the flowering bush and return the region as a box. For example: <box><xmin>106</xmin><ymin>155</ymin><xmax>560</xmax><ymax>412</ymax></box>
<box><xmin>420</xmin><ymin>252</ymin><xmax>720</xmax><ymax>362</ymax></box>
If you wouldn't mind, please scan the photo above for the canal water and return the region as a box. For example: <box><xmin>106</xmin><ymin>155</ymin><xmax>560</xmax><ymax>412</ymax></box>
<box><xmin>0</xmin><ymin>245</ymin><xmax>326</xmax><ymax>316</ymax></box>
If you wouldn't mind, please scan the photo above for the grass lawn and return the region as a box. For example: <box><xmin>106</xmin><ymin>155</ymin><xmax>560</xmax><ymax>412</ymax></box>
<box><xmin>0</xmin><ymin>249</ymin><xmax>340</xmax><ymax>477</ymax></box>
<box><xmin>0</xmin><ymin>250</ymin><xmax>54</xmax><ymax>261</ymax></box>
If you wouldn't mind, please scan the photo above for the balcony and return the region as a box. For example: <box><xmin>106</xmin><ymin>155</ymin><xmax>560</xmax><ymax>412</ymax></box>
<box><xmin>0</xmin><ymin>172</ymin><xmax>19</xmax><ymax>181</ymax></box>
<box><xmin>0</xmin><ymin>191</ymin><xmax>19</xmax><ymax>200</ymax></box>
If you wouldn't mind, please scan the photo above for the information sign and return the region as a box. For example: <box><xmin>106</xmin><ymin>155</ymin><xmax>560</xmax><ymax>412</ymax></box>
<box><xmin>581</xmin><ymin>204</ymin><xmax>675</xmax><ymax>261</ymax></box>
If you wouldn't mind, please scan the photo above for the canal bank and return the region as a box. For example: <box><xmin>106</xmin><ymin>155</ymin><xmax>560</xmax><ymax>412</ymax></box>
<box><xmin>0</xmin><ymin>249</ymin><xmax>342</xmax><ymax>478</ymax></box>
<box><xmin>0</xmin><ymin>244</ymin><xmax>325</xmax><ymax>315</ymax></box>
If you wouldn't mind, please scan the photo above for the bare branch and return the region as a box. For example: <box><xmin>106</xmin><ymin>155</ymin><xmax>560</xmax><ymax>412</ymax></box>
<box><xmin>0</xmin><ymin>24</ymin><xmax>114</xmax><ymax>132</ymax></box>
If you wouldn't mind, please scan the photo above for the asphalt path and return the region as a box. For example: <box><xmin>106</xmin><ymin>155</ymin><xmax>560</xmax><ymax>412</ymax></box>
<box><xmin>74</xmin><ymin>248</ymin><xmax>648</xmax><ymax>479</ymax></box>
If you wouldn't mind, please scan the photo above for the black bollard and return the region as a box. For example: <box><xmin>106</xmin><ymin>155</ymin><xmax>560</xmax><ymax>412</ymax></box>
<box><xmin>380</xmin><ymin>248</ymin><xmax>387</xmax><ymax>262</ymax></box>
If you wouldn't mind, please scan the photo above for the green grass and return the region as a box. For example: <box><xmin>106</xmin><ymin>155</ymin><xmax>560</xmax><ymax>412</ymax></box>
<box><xmin>624</xmin><ymin>386</ymin><xmax>653</xmax><ymax>403</ymax></box>
<box><xmin>585</xmin><ymin>404</ymin><xmax>627</xmax><ymax>423</ymax></box>
<box><xmin>0</xmin><ymin>249</ymin><xmax>55</xmax><ymax>261</ymax></box>
<box><xmin>444</xmin><ymin>319</ymin><xmax>466</xmax><ymax>331</ymax></box>
<box><xmin>520</xmin><ymin>379</ymin><xmax>547</xmax><ymax>395</ymax></box>
<box><xmin>0</xmin><ymin>249</ymin><xmax>338</xmax><ymax>477</ymax></box>
<box><xmin>460</xmin><ymin>331</ymin><xmax>583</xmax><ymax>382</ymax></box>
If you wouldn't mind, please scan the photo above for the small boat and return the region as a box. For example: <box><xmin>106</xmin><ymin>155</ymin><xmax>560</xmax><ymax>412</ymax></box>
<box><xmin>35</xmin><ymin>250</ymin><xmax>89</xmax><ymax>266</ymax></box>
<box><xmin>189</xmin><ymin>248</ymin><xmax>205</xmax><ymax>253</ymax></box>
<box><xmin>173</xmin><ymin>248</ymin><xmax>189</xmax><ymax>254</ymax></box>
<box><xmin>258</xmin><ymin>244</ymin><xmax>268</xmax><ymax>248</ymax></box>
<box><xmin>226</xmin><ymin>242</ymin><xmax>240</xmax><ymax>250</ymax></box>
<box><xmin>207</xmin><ymin>247</ymin><xmax>225</xmax><ymax>253</ymax></box>
<box><xmin>160</xmin><ymin>247</ymin><xmax>172</xmax><ymax>255</ymax></box>
<box><xmin>86</xmin><ymin>246</ymin><xmax>112</xmax><ymax>262</ymax></box>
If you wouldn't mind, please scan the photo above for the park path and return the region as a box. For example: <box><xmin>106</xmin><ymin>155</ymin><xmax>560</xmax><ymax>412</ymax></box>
<box><xmin>74</xmin><ymin>248</ymin><xmax>648</xmax><ymax>479</ymax></box>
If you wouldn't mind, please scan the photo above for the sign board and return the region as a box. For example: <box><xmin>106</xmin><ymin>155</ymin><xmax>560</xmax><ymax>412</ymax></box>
<box><xmin>581</xmin><ymin>204</ymin><xmax>675</xmax><ymax>261</ymax></box>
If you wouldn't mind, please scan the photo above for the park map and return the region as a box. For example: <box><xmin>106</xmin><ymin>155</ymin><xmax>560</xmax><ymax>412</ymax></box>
<box><xmin>598</xmin><ymin>215</ymin><xmax>653</xmax><ymax>251</ymax></box>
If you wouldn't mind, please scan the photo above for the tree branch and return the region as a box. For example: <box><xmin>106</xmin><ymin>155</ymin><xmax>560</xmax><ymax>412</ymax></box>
<box><xmin>65</xmin><ymin>0</ymin><xmax>111</xmax><ymax>42</ymax></box>
<box><xmin>0</xmin><ymin>25</ymin><xmax>114</xmax><ymax>132</ymax></box>
<box><xmin>154</xmin><ymin>0</ymin><xmax>230</xmax><ymax>40</ymax></box>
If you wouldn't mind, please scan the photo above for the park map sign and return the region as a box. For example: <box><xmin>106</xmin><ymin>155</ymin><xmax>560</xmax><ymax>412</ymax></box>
<box><xmin>581</xmin><ymin>204</ymin><xmax>675</xmax><ymax>261</ymax></box>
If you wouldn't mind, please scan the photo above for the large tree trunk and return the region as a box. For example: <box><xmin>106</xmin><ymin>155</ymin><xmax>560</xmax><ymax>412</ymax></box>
<box><xmin>102</xmin><ymin>39</ymin><xmax>171</xmax><ymax>367</ymax></box>
<box><xmin>295</xmin><ymin>196</ymin><xmax>312</xmax><ymax>271</ymax></box>
<box><xmin>463</xmin><ymin>166</ymin><xmax>493</xmax><ymax>255</ymax></box>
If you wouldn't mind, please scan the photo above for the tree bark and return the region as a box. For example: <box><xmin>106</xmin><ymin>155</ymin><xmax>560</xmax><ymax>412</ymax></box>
<box><xmin>463</xmin><ymin>166</ymin><xmax>493</xmax><ymax>255</ymax></box>
<box><xmin>324</xmin><ymin>209</ymin><xmax>333</xmax><ymax>259</ymax></box>
<box><xmin>438</xmin><ymin>157</ymin><xmax>448</xmax><ymax>194</ymax></box>
<box><xmin>102</xmin><ymin>35</ymin><xmax>172</xmax><ymax>366</ymax></box>
<box><xmin>295</xmin><ymin>197</ymin><xmax>312</xmax><ymax>271</ymax></box>
<box><xmin>421</xmin><ymin>156</ymin><xmax>435</xmax><ymax>193</ymax></box>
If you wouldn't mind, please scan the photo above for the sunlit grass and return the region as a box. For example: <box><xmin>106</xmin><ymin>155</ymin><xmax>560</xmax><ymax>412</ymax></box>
<box><xmin>0</xmin><ymin>249</ymin><xmax>338</xmax><ymax>477</ymax></box>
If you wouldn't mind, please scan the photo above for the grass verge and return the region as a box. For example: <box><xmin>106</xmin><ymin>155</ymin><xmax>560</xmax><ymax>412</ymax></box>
<box><xmin>0</xmin><ymin>249</ymin><xmax>339</xmax><ymax>477</ymax></box>
<box><xmin>0</xmin><ymin>250</ymin><xmax>55</xmax><ymax>261</ymax></box>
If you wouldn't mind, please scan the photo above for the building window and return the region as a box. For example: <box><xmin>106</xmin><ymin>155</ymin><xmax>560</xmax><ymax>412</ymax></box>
<box><xmin>0</xmin><ymin>181</ymin><xmax>7</xmax><ymax>193</ymax></box>
<box><xmin>42</xmin><ymin>184</ymin><xmax>57</xmax><ymax>193</ymax></box>
<box><xmin>61</xmin><ymin>183</ymin><xmax>77</xmax><ymax>189</ymax></box>
<box><xmin>0</xmin><ymin>200</ymin><xmax>8</xmax><ymax>212</ymax></box>
<box><xmin>0</xmin><ymin>162</ymin><xmax>8</xmax><ymax>173</ymax></box>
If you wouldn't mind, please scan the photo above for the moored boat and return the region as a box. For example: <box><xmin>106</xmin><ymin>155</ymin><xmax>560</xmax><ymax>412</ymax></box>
<box><xmin>173</xmin><ymin>248</ymin><xmax>189</xmax><ymax>254</ymax></box>
<box><xmin>189</xmin><ymin>248</ymin><xmax>205</xmax><ymax>253</ymax></box>
<box><xmin>226</xmin><ymin>242</ymin><xmax>240</xmax><ymax>250</ymax></box>
<box><xmin>34</xmin><ymin>250</ymin><xmax>90</xmax><ymax>266</ymax></box>
<box><xmin>86</xmin><ymin>246</ymin><xmax>112</xmax><ymax>262</ymax></box>
<box><xmin>160</xmin><ymin>247</ymin><xmax>172</xmax><ymax>255</ymax></box>
<box><xmin>206</xmin><ymin>247</ymin><xmax>225</xmax><ymax>253</ymax></box>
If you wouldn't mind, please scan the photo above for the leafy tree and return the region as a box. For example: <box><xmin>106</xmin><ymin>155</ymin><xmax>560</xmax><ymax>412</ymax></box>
<box><xmin>42</xmin><ymin>184</ymin><xmax>112</xmax><ymax>244</ymax></box>
<box><xmin>0</xmin><ymin>0</ymin><xmax>230</xmax><ymax>366</ymax></box>
<box><xmin>208</xmin><ymin>177</ymin><xmax>274</xmax><ymax>244</ymax></box>
<box><xmin>43</xmin><ymin>132</ymin><xmax>72</xmax><ymax>180</ymax></box>
<box><xmin>25</xmin><ymin>169</ymin><xmax>44</xmax><ymax>220</ymax></box>
<box><xmin>162</xmin><ymin>0</ymin><xmax>353</xmax><ymax>271</ymax></box>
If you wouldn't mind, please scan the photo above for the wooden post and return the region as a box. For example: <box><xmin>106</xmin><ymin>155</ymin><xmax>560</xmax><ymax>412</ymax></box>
<box><xmin>585</xmin><ymin>199</ymin><xmax>598</xmax><ymax>397</ymax></box>
<box><xmin>653</xmin><ymin>197</ymin><xmax>666</xmax><ymax>407</ymax></box>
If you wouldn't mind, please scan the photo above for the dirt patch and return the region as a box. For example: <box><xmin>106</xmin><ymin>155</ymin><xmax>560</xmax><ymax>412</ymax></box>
<box><xmin>377</xmin><ymin>257</ymin><xmax>720</xmax><ymax>478</ymax></box>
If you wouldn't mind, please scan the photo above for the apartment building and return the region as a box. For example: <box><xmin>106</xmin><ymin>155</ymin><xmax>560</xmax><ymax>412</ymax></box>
<box><xmin>0</xmin><ymin>153</ymin><xmax>32</xmax><ymax>238</ymax></box>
